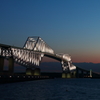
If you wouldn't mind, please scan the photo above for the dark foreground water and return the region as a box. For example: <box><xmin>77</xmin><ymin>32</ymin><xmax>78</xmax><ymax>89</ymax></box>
<box><xmin>0</xmin><ymin>78</ymin><xmax>100</xmax><ymax>100</ymax></box>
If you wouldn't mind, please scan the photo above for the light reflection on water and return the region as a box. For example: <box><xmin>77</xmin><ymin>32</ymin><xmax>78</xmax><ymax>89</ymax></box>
<box><xmin>0</xmin><ymin>78</ymin><xmax>100</xmax><ymax>100</ymax></box>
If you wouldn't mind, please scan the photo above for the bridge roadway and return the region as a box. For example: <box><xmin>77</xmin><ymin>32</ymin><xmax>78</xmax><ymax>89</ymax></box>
<box><xmin>0</xmin><ymin>43</ymin><xmax>68</xmax><ymax>62</ymax></box>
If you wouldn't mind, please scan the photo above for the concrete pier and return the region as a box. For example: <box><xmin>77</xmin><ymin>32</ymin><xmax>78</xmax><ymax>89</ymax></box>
<box><xmin>33</xmin><ymin>68</ymin><xmax>41</xmax><ymax>76</ymax></box>
<box><xmin>71</xmin><ymin>71</ymin><xmax>76</xmax><ymax>78</ymax></box>
<box><xmin>26</xmin><ymin>68</ymin><xmax>33</xmax><ymax>75</ymax></box>
<box><xmin>62</xmin><ymin>72</ymin><xmax>72</xmax><ymax>78</ymax></box>
<box><xmin>26</xmin><ymin>68</ymin><xmax>41</xmax><ymax>76</ymax></box>
<box><xmin>0</xmin><ymin>57</ymin><xmax>4</xmax><ymax>73</ymax></box>
<box><xmin>8</xmin><ymin>57</ymin><xmax>14</xmax><ymax>74</ymax></box>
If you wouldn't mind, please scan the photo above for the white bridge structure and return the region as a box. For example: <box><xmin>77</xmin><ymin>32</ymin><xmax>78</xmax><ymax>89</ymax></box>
<box><xmin>0</xmin><ymin>36</ymin><xmax>76</xmax><ymax>76</ymax></box>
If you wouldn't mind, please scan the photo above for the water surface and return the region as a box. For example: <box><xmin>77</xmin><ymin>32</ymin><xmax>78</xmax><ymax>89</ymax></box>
<box><xmin>0</xmin><ymin>78</ymin><xmax>100</xmax><ymax>100</ymax></box>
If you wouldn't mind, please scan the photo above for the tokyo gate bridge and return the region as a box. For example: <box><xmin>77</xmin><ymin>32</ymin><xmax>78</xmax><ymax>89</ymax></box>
<box><xmin>0</xmin><ymin>36</ymin><xmax>76</xmax><ymax>77</ymax></box>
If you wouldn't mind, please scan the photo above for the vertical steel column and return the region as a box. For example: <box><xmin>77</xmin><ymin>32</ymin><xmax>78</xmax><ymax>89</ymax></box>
<box><xmin>0</xmin><ymin>57</ymin><xmax>4</xmax><ymax>73</ymax></box>
<box><xmin>8</xmin><ymin>57</ymin><xmax>14</xmax><ymax>74</ymax></box>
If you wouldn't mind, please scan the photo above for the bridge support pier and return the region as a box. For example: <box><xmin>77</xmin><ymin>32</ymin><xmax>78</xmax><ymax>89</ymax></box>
<box><xmin>33</xmin><ymin>68</ymin><xmax>41</xmax><ymax>76</ymax></box>
<box><xmin>62</xmin><ymin>72</ymin><xmax>72</xmax><ymax>78</ymax></box>
<box><xmin>0</xmin><ymin>57</ymin><xmax>14</xmax><ymax>75</ymax></box>
<box><xmin>0</xmin><ymin>57</ymin><xmax>4</xmax><ymax>74</ymax></box>
<box><xmin>62</xmin><ymin>72</ymin><xmax>67</xmax><ymax>78</ymax></box>
<box><xmin>8</xmin><ymin>57</ymin><xmax>14</xmax><ymax>75</ymax></box>
<box><xmin>66</xmin><ymin>73</ymin><xmax>72</xmax><ymax>78</ymax></box>
<box><xmin>26</xmin><ymin>68</ymin><xmax>41</xmax><ymax>76</ymax></box>
<box><xmin>71</xmin><ymin>71</ymin><xmax>76</xmax><ymax>78</ymax></box>
<box><xmin>26</xmin><ymin>68</ymin><xmax>33</xmax><ymax>75</ymax></box>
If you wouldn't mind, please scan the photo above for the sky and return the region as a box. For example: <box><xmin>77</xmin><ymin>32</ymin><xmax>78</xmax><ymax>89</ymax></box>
<box><xmin>1</xmin><ymin>0</ymin><xmax>100</xmax><ymax>63</ymax></box>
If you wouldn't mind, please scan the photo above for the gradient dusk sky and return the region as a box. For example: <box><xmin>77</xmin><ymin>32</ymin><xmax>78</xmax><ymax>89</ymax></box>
<box><xmin>0</xmin><ymin>0</ymin><xmax>100</xmax><ymax>63</ymax></box>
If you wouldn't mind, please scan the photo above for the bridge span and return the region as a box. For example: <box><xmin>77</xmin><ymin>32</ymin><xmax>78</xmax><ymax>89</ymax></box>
<box><xmin>0</xmin><ymin>36</ymin><xmax>98</xmax><ymax>78</ymax></box>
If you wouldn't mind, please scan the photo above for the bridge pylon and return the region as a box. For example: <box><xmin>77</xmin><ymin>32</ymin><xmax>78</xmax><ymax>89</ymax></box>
<box><xmin>26</xmin><ymin>68</ymin><xmax>41</xmax><ymax>76</ymax></box>
<box><xmin>0</xmin><ymin>56</ymin><xmax>4</xmax><ymax>74</ymax></box>
<box><xmin>8</xmin><ymin>57</ymin><xmax>14</xmax><ymax>75</ymax></box>
<box><xmin>26</xmin><ymin>68</ymin><xmax>33</xmax><ymax>75</ymax></box>
<box><xmin>0</xmin><ymin>56</ymin><xmax>14</xmax><ymax>75</ymax></box>
<box><xmin>62</xmin><ymin>71</ymin><xmax>76</xmax><ymax>78</ymax></box>
<box><xmin>33</xmin><ymin>68</ymin><xmax>41</xmax><ymax>76</ymax></box>
<box><xmin>62</xmin><ymin>72</ymin><xmax>72</xmax><ymax>78</ymax></box>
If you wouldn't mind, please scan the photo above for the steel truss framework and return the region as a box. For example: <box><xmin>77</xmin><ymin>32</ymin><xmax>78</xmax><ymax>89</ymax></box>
<box><xmin>0</xmin><ymin>37</ymin><xmax>76</xmax><ymax>72</ymax></box>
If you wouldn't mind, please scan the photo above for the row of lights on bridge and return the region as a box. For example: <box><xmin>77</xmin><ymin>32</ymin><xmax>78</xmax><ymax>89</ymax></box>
<box><xmin>0</xmin><ymin>75</ymin><xmax>49</xmax><ymax>78</ymax></box>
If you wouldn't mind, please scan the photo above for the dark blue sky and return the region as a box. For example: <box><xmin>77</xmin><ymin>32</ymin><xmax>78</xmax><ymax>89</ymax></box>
<box><xmin>1</xmin><ymin>0</ymin><xmax>100</xmax><ymax>63</ymax></box>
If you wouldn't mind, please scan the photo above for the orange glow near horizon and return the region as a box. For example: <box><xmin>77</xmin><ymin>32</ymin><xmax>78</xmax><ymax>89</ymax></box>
<box><xmin>72</xmin><ymin>55</ymin><xmax>100</xmax><ymax>63</ymax></box>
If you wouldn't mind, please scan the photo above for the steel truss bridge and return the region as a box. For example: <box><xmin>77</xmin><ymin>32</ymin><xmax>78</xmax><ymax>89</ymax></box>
<box><xmin>0</xmin><ymin>37</ymin><xmax>76</xmax><ymax>73</ymax></box>
<box><xmin>1</xmin><ymin>36</ymin><xmax>97</xmax><ymax>78</ymax></box>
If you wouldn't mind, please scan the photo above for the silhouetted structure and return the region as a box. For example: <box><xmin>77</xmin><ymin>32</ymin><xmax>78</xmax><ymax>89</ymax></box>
<box><xmin>0</xmin><ymin>36</ymin><xmax>99</xmax><ymax>81</ymax></box>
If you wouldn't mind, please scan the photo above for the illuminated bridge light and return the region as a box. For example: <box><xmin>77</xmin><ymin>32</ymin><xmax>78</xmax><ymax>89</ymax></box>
<box><xmin>69</xmin><ymin>64</ymin><xmax>76</xmax><ymax>71</ymax></box>
<box><xmin>9</xmin><ymin>76</ymin><xmax>12</xmax><ymax>78</ymax></box>
<box><xmin>28</xmin><ymin>76</ymin><xmax>30</xmax><ymax>78</ymax></box>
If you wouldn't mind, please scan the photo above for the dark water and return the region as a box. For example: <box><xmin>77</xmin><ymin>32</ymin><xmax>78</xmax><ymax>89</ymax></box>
<box><xmin>0</xmin><ymin>78</ymin><xmax>100</xmax><ymax>100</ymax></box>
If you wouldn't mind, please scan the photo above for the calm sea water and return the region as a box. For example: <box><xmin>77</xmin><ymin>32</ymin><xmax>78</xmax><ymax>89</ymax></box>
<box><xmin>0</xmin><ymin>78</ymin><xmax>100</xmax><ymax>100</ymax></box>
